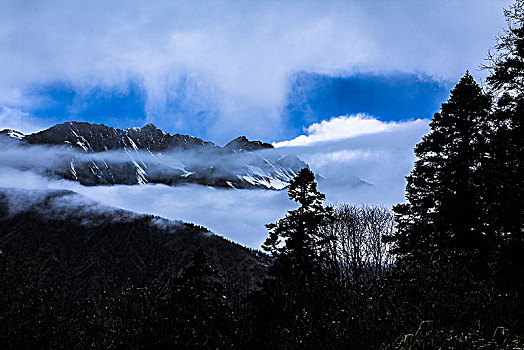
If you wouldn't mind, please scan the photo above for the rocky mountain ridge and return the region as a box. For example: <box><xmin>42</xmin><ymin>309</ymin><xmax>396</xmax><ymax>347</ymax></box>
<box><xmin>1</xmin><ymin>122</ymin><xmax>307</xmax><ymax>190</ymax></box>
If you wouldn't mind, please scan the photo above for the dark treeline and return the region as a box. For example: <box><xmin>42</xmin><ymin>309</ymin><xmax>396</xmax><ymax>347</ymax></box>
<box><xmin>3</xmin><ymin>1</ymin><xmax>524</xmax><ymax>348</ymax></box>
<box><xmin>241</xmin><ymin>0</ymin><xmax>524</xmax><ymax>344</ymax></box>
<box><xmin>0</xmin><ymin>174</ymin><xmax>401</xmax><ymax>349</ymax></box>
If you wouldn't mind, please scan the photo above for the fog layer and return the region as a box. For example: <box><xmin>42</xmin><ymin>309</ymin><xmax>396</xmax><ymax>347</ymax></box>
<box><xmin>0</xmin><ymin>117</ymin><xmax>428</xmax><ymax>248</ymax></box>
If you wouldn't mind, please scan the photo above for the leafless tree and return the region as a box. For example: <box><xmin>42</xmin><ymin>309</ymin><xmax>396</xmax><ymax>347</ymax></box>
<box><xmin>322</xmin><ymin>204</ymin><xmax>395</xmax><ymax>287</ymax></box>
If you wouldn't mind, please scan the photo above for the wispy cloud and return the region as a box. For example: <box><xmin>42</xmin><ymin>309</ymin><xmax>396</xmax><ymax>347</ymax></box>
<box><xmin>0</xmin><ymin>107</ymin><xmax>52</xmax><ymax>134</ymax></box>
<box><xmin>0</xmin><ymin>166</ymin><xmax>292</xmax><ymax>248</ymax></box>
<box><xmin>0</xmin><ymin>0</ymin><xmax>510</xmax><ymax>141</ymax></box>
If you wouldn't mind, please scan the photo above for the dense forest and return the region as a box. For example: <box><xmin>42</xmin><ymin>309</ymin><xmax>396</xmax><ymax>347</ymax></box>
<box><xmin>2</xmin><ymin>1</ymin><xmax>524</xmax><ymax>349</ymax></box>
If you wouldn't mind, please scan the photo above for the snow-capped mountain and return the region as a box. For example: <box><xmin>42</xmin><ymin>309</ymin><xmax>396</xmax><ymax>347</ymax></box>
<box><xmin>0</xmin><ymin>128</ymin><xmax>25</xmax><ymax>140</ymax></box>
<box><xmin>1</xmin><ymin>122</ymin><xmax>307</xmax><ymax>190</ymax></box>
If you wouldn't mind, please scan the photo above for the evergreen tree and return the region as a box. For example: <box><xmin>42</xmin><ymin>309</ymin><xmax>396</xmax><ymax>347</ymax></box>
<box><xmin>464</xmin><ymin>5</ymin><xmax>524</xmax><ymax>317</ymax></box>
<box><xmin>170</xmin><ymin>248</ymin><xmax>235</xmax><ymax>349</ymax></box>
<box><xmin>486</xmin><ymin>0</ymin><xmax>524</xmax><ymax>99</ymax></box>
<box><xmin>484</xmin><ymin>0</ymin><xmax>524</xmax><ymax>257</ymax></box>
<box><xmin>263</xmin><ymin>167</ymin><xmax>333</xmax><ymax>280</ymax></box>
<box><xmin>391</xmin><ymin>72</ymin><xmax>492</xmax><ymax>259</ymax></box>
<box><xmin>247</xmin><ymin>168</ymin><xmax>334</xmax><ymax>349</ymax></box>
<box><xmin>385</xmin><ymin>73</ymin><xmax>515</xmax><ymax>333</ymax></box>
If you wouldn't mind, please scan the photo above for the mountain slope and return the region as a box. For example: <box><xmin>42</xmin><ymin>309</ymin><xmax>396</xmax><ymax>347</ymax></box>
<box><xmin>1</xmin><ymin>122</ymin><xmax>307</xmax><ymax>190</ymax></box>
<box><xmin>0</xmin><ymin>187</ymin><xmax>268</xmax><ymax>300</ymax></box>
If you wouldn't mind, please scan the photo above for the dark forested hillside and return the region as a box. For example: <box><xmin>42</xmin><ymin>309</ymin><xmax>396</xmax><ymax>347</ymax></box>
<box><xmin>0</xmin><ymin>188</ymin><xmax>268</xmax><ymax>298</ymax></box>
<box><xmin>0</xmin><ymin>188</ymin><xmax>268</xmax><ymax>349</ymax></box>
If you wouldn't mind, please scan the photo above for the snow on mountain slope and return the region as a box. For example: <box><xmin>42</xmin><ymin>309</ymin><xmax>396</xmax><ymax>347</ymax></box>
<box><xmin>0</xmin><ymin>128</ymin><xmax>25</xmax><ymax>140</ymax></box>
<box><xmin>1</xmin><ymin>122</ymin><xmax>308</xmax><ymax>190</ymax></box>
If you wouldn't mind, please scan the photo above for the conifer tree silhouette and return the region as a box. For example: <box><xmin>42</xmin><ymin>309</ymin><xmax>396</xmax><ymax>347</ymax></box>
<box><xmin>391</xmin><ymin>72</ymin><xmax>491</xmax><ymax>259</ymax></box>
<box><xmin>484</xmin><ymin>0</ymin><xmax>524</xmax><ymax>259</ymax></box>
<box><xmin>248</xmin><ymin>168</ymin><xmax>334</xmax><ymax>349</ymax></box>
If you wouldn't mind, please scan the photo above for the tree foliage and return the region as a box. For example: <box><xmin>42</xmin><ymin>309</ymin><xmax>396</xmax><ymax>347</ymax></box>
<box><xmin>484</xmin><ymin>0</ymin><xmax>524</xmax><ymax>257</ymax></box>
<box><xmin>262</xmin><ymin>167</ymin><xmax>333</xmax><ymax>280</ymax></box>
<box><xmin>387</xmin><ymin>0</ymin><xmax>524</xmax><ymax>337</ymax></box>
<box><xmin>391</xmin><ymin>72</ymin><xmax>492</xmax><ymax>260</ymax></box>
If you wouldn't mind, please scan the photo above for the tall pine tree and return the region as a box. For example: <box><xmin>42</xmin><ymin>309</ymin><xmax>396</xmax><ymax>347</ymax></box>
<box><xmin>247</xmin><ymin>168</ymin><xmax>334</xmax><ymax>349</ymax></box>
<box><xmin>262</xmin><ymin>167</ymin><xmax>333</xmax><ymax>280</ymax></box>
<box><xmin>391</xmin><ymin>72</ymin><xmax>492</xmax><ymax>260</ymax></box>
<box><xmin>385</xmin><ymin>73</ymin><xmax>508</xmax><ymax>333</ymax></box>
<box><xmin>485</xmin><ymin>0</ymin><xmax>524</xmax><ymax>242</ymax></box>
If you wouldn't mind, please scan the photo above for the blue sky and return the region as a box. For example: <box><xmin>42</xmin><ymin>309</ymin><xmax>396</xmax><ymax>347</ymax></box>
<box><xmin>0</xmin><ymin>0</ymin><xmax>512</xmax><ymax>144</ymax></box>
<box><xmin>20</xmin><ymin>72</ymin><xmax>452</xmax><ymax>143</ymax></box>
<box><xmin>26</xmin><ymin>81</ymin><xmax>148</xmax><ymax>130</ymax></box>
<box><xmin>284</xmin><ymin>72</ymin><xmax>452</xmax><ymax>138</ymax></box>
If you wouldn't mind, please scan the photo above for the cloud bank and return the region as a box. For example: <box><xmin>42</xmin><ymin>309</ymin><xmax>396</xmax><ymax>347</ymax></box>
<box><xmin>0</xmin><ymin>0</ymin><xmax>511</xmax><ymax>141</ymax></box>
<box><xmin>0</xmin><ymin>115</ymin><xmax>429</xmax><ymax>248</ymax></box>
<box><xmin>274</xmin><ymin>114</ymin><xmax>425</xmax><ymax>147</ymax></box>
<box><xmin>276</xmin><ymin>116</ymin><xmax>430</xmax><ymax>205</ymax></box>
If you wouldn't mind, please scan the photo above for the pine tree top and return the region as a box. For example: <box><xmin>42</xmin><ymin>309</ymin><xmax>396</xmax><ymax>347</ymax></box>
<box><xmin>288</xmin><ymin>168</ymin><xmax>325</xmax><ymax>207</ymax></box>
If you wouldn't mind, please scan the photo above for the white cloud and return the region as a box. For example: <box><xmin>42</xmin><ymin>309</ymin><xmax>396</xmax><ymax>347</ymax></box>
<box><xmin>0</xmin><ymin>0</ymin><xmax>511</xmax><ymax>141</ymax></box>
<box><xmin>273</xmin><ymin>114</ymin><xmax>426</xmax><ymax>146</ymax></box>
<box><xmin>0</xmin><ymin>107</ymin><xmax>52</xmax><ymax>134</ymax></box>
<box><xmin>277</xmin><ymin>116</ymin><xmax>431</xmax><ymax>205</ymax></box>
<box><xmin>0</xmin><ymin>167</ymin><xmax>293</xmax><ymax>248</ymax></box>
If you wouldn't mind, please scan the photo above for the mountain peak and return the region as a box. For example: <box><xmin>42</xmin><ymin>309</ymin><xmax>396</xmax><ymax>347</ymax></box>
<box><xmin>224</xmin><ymin>136</ymin><xmax>273</xmax><ymax>152</ymax></box>
<box><xmin>142</xmin><ymin>123</ymin><xmax>158</xmax><ymax>129</ymax></box>
<box><xmin>125</xmin><ymin>123</ymin><xmax>164</xmax><ymax>135</ymax></box>
<box><xmin>21</xmin><ymin>121</ymin><xmax>218</xmax><ymax>153</ymax></box>
<box><xmin>7</xmin><ymin>121</ymin><xmax>306</xmax><ymax>190</ymax></box>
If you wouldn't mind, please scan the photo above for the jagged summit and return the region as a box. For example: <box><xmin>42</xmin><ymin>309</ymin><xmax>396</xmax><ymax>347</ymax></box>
<box><xmin>3</xmin><ymin>121</ymin><xmax>308</xmax><ymax>190</ymax></box>
<box><xmin>140</xmin><ymin>122</ymin><xmax>158</xmax><ymax>129</ymax></box>
<box><xmin>23</xmin><ymin>121</ymin><xmax>214</xmax><ymax>152</ymax></box>
<box><xmin>127</xmin><ymin>123</ymin><xmax>164</xmax><ymax>133</ymax></box>
<box><xmin>224</xmin><ymin>135</ymin><xmax>273</xmax><ymax>152</ymax></box>
<box><xmin>3</xmin><ymin>122</ymin><xmax>279</xmax><ymax>154</ymax></box>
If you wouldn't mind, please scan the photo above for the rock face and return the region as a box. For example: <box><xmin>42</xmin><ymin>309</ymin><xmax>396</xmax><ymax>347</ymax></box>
<box><xmin>223</xmin><ymin>136</ymin><xmax>273</xmax><ymax>153</ymax></box>
<box><xmin>0</xmin><ymin>129</ymin><xmax>25</xmax><ymax>139</ymax></box>
<box><xmin>1</xmin><ymin>122</ymin><xmax>308</xmax><ymax>190</ymax></box>
<box><xmin>24</xmin><ymin>122</ymin><xmax>215</xmax><ymax>152</ymax></box>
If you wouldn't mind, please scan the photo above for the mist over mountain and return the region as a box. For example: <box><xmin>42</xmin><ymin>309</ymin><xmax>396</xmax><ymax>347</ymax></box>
<box><xmin>0</xmin><ymin>187</ymin><xmax>268</xmax><ymax>300</ymax></box>
<box><xmin>0</xmin><ymin>121</ymin><xmax>309</xmax><ymax>190</ymax></box>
